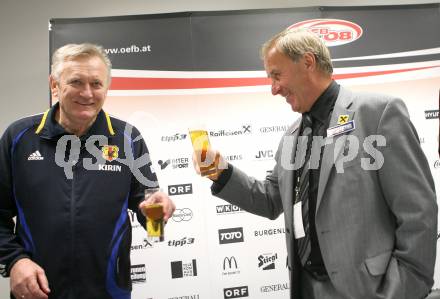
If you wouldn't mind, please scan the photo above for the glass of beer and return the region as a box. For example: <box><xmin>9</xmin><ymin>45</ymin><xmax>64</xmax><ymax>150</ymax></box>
<box><xmin>144</xmin><ymin>188</ymin><xmax>164</xmax><ymax>242</ymax></box>
<box><xmin>189</xmin><ymin>125</ymin><xmax>217</xmax><ymax>177</ymax></box>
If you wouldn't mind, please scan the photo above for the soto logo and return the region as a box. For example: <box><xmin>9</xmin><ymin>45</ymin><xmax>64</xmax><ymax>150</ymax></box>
<box><xmin>218</xmin><ymin>227</ymin><xmax>244</xmax><ymax>244</ymax></box>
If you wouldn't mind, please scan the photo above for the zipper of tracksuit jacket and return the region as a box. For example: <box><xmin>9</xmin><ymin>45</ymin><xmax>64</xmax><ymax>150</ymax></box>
<box><xmin>70</xmin><ymin>146</ymin><xmax>80</xmax><ymax>295</ymax></box>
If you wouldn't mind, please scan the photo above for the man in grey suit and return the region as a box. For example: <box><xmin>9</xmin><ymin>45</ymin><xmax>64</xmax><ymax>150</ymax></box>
<box><xmin>193</xmin><ymin>29</ymin><xmax>437</xmax><ymax>299</ymax></box>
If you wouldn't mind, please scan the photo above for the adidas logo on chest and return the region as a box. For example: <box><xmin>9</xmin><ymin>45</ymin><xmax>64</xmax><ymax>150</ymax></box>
<box><xmin>28</xmin><ymin>150</ymin><xmax>44</xmax><ymax>161</ymax></box>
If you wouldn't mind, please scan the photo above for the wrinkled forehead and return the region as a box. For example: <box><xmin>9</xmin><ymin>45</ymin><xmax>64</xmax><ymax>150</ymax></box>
<box><xmin>61</xmin><ymin>55</ymin><xmax>110</xmax><ymax>79</ymax></box>
<box><xmin>63</xmin><ymin>54</ymin><xmax>105</xmax><ymax>67</ymax></box>
<box><xmin>263</xmin><ymin>47</ymin><xmax>289</xmax><ymax>70</ymax></box>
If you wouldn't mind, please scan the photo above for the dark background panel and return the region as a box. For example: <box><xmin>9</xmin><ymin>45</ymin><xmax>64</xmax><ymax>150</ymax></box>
<box><xmin>191</xmin><ymin>7</ymin><xmax>320</xmax><ymax>71</ymax></box>
<box><xmin>49</xmin><ymin>4</ymin><xmax>440</xmax><ymax>71</ymax></box>
<box><xmin>50</xmin><ymin>13</ymin><xmax>194</xmax><ymax>71</ymax></box>
<box><xmin>321</xmin><ymin>4</ymin><xmax>440</xmax><ymax>60</ymax></box>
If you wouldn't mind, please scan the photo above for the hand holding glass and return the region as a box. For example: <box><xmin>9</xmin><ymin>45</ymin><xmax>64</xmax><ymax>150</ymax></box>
<box><xmin>143</xmin><ymin>188</ymin><xmax>164</xmax><ymax>242</ymax></box>
<box><xmin>189</xmin><ymin>127</ymin><xmax>217</xmax><ymax>177</ymax></box>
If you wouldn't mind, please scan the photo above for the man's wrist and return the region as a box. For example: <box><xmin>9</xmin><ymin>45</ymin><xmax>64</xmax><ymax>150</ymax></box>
<box><xmin>211</xmin><ymin>164</ymin><xmax>233</xmax><ymax>194</ymax></box>
<box><xmin>6</xmin><ymin>255</ymin><xmax>30</xmax><ymax>277</ymax></box>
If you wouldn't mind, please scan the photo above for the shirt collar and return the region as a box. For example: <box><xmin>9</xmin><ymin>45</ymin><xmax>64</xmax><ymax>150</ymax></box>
<box><xmin>306</xmin><ymin>80</ymin><xmax>340</xmax><ymax>125</ymax></box>
<box><xmin>36</xmin><ymin>102</ymin><xmax>115</xmax><ymax>139</ymax></box>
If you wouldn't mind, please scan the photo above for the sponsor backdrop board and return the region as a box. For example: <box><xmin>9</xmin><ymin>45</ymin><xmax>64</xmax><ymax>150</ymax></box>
<box><xmin>50</xmin><ymin>4</ymin><xmax>440</xmax><ymax>299</ymax></box>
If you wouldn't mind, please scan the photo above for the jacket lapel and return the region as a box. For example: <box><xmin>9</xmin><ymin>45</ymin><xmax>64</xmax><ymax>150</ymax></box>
<box><xmin>316</xmin><ymin>87</ymin><xmax>355</xmax><ymax>212</ymax></box>
<box><xmin>280</xmin><ymin>119</ymin><xmax>302</xmax><ymax>299</ymax></box>
<box><xmin>280</xmin><ymin>119</ymin><xmax>301</xmax><ymax>216</ymax></box>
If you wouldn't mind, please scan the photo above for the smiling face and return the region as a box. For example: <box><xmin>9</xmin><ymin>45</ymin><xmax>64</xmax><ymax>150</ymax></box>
<box><xmin>50</xmin><ymin>55</ymin><xmax>109</xmax><ymax>135</ymax></box>
<box><xmin>264</xmin><ymin>47</ymin><xmax>316</xmax><ymax>113</ymax></box>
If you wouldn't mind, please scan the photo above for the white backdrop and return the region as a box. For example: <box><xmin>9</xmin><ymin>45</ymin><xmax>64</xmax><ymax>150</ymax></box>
<box><xmin>105</xmin><ymin>63</ymin><xmax>439</xmax><ymax>299</ymax></box>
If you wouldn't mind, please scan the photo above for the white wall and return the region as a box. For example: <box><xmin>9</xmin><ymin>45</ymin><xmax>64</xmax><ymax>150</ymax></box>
<box><xmin>0</xmin><ymin>0</ymin><xmax>438</xmax><ymax>296</ymax></box>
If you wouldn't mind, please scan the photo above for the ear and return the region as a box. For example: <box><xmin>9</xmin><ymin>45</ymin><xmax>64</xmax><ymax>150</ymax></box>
<box><xmin>49</xmin><ymin>75</ymin><xmax>59</xmax><ymax>99</ymax></box>
<box><xmin>302</xmin><ymin>52</ymin><xmax>316</xmax><ymax>71</ymax></box>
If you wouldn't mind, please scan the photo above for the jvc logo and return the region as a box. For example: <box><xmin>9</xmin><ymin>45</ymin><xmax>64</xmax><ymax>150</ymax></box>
<box><xmin>255</xmin><ymin>150</ymin><xmax>273</xmax><ymax>159</ymax></box>
<box><xmin>168</xmin><ymin>183</ymin><xmax>193</xmax><ymax>196</ymax></box>
<box><xmin>219</xmin><ymin>227</ymin><xmax>244</xmax><ymax>244</ymax></box>
<box><xmin>224</xmin><ymin>286</ymin><xmax>249</xmax><ymax>298</ymax></box>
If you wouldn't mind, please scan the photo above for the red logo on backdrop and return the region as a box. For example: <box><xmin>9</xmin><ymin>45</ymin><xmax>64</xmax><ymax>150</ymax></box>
<box><xmin>288</xmin><ymin>19</ymin><xmax>363</xmax><ymax>47</ymax></box>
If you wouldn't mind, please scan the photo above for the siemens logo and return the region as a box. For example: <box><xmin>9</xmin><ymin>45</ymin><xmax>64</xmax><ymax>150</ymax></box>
<box><xmin>225</xmin><ymin>154</ymin><xmax>243</xmax><ymax>161</ymax></box>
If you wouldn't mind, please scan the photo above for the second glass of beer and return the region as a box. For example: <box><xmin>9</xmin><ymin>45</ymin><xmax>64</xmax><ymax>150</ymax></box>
<box><xmin>189</xmin><ymin>125</ymin><xmax>217</xmax><ymax>177</ymax></box>
<box><xmin>144</xmin><ymin>187</ymin><xmax>164</xmax><ymax>242</ymax></box>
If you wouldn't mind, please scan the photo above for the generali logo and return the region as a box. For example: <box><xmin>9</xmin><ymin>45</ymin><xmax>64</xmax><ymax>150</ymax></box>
<box><xmin>288</xmin><ymin>19</ymin><xmax>363</xmax><ymax>47</ymax></box>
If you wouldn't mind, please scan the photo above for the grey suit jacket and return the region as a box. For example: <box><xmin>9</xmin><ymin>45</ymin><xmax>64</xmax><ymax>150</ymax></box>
<box><xmin>215</xmin><ymin>86</ymin><xmax>437</xmax><ymax>299</ymax></box>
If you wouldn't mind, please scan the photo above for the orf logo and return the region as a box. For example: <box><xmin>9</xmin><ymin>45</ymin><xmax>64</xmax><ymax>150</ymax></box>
<box><xmin>224</xmin><ymin>286</ymin><xmax>249</xmax><ymax>299</ymax></box>
<box><xmin>168</xmin><ymin>183</ymin><xmax>193</xmax><ymax>196</ymax></box>
<box><xmin>288</xmin><ymin>19</ymin><xmax>363</xmax><ymax>47</ymax></box>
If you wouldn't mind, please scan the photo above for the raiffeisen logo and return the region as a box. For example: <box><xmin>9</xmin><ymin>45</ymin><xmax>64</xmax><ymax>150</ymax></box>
<box><xmin>288</xmin><ymin>19</ymin><xmax>363</xmax><ymax>47</ymax></box>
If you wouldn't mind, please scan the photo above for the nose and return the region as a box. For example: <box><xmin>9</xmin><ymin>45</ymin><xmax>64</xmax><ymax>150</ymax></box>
<box><xmin>80</xmin><ymin>83</ymin><xmax>93</xmax><ymax>98</ymax></box>
<box><xmin>271</xmin><ymin>82</ymin><xmax>281</xmax><ymax>96</ymax></box>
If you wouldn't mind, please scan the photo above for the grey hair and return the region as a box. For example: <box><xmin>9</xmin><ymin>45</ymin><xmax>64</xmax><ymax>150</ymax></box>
<box><xmin>261</xmin><ymin>28</ymin><xmax>333</xmax><ymax>75</ymax></box>
<box><xmin>51</xmin><ymin>43</ymin><xmax>112</xmax><ymax>85</ymax></box>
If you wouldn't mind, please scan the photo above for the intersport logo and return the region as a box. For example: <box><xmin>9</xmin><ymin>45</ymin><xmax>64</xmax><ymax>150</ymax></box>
<box><xmin>289</xmin><ymin>19</ymin><xmax>363</xmax><ymax>47</ymax></box>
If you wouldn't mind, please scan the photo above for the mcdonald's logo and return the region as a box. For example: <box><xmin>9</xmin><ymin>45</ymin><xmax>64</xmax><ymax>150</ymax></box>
<box><xmin>223</xmin><ymin>256</ymin><xmax>238</xmax><ymax>270</ymax></box>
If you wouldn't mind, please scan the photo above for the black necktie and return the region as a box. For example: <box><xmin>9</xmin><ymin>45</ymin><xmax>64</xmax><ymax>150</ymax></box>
<box><xmin>296</xmin><ymin>113</ymin><xmax>313</xmax><ymax>266</ymax></box>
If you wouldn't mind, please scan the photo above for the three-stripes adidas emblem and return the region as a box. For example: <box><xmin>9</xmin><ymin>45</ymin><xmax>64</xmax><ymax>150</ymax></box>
<box><xmin>28</xmin><ymin>150</ymin><xmax>44</xmax><ymax>161</ymax></box>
